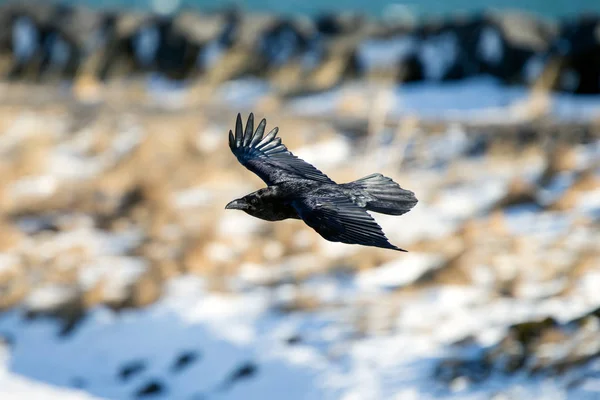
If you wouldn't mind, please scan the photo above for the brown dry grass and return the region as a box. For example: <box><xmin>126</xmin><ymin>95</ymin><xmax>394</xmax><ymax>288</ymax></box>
<box><xmin>0</xmin><ymin>85</ymin><xmax>596</xmax><ymax>325</ymax></box>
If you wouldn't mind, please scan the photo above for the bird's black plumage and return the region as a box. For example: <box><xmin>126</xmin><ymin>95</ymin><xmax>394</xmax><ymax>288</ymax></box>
<box><xmin>226</xmin><ymin>113</ymin><xmax>418</xmax><ymax>251</ymax></box>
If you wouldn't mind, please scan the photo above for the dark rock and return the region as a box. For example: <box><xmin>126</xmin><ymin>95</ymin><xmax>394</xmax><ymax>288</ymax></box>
<box><xmin>97</xmin><ymin>16</ymin><xmax>153</xmax><ymax>80</ymax></box>
<box><xmin>436</xmin><ymin>311</ymin><xmax>600</xmax><ymax>387</ymax></box>
<box><xmin>481</xmin><ymin>12</ymin><xmax>556</xmax><ymax>84</ymax></box>
<box><xmin>229</xmin><ymin>362</ymin><xmax>258</xmax><ymax>381</ymax></box>
<box><xmin>397</xmin><ymin>53</ymin><xmax>424</xmax><ymax>83</ymax></box>
<box><xmin>464</xmin><ymin>134</ymin><xmax>490</xmax><ymax>157</ymax></box>
<box><xmin>431</xmin><ymin>12</ymin><xmax>553</xmax><ymax>84</ymax></box>
<box><xmin>414</xmin><ymin>17</ymin><xmax>483</xmax><ymax>82</ymax></box>
<box><xmin>493</xmin><ymin>178</ymin><xmax>542</xmax><ymax>211</ymax></box>
<box><xmin>534</xmin><ymin>14</ymin><xmax>600</xmax><ymax>93</ymax></box>
<box><xmin>286</xmin><ymin>334</ymin><xmax>302</xmax><ymax>345</ymax></box>
<box><xmin>24</xmin><ymin>289</ymin><xmax>87</xmax><ymax>337</ymax></box>
<box><xmin>1</xmin><ymin>5</ymin><xmax>598</xmax><ymax>92</ymax></box>
<box><xmin>486</xmin><ymin>332</ymin><xmax>528</xmax><ymax>372</ymax></box>
<box><xmin>171</xmin><ymin>350</ymin><xmax>200</xmax><ymax>373</ymax></box>
<box><xmin>315</xmin><ymin>14</ymin><xmax>345</xmax><ymax>36</ymax></box>
<box><xmin>388</xmin><ymin>11</ymin><xmax>555</xmax><ymax>84</ymax></box>
<box><xmin>155</xmin><ymin>21</ymin><xmax>200</xmax><ymax>79</ymax></box>
<box><xmin>98</xmin><ymin>14</ymin><xmax>201</xmax><ymax>81</ymax></box>
<box><xmin>0</xmin><ymin>3</ymin><xmax>86</xmax><ymax>82</ymax></box>
<box><xmin>117</xmin><ymin>186</ymin><xmax>146</xmax><ymax>217</ymax></box>
<box><xmin>94</xmin><ymin>185</ymin><xmax>146</xmax><ymax>229</ymax></box>
<box><xmin>118</xmin><ymin>359</ymin><xmax>147</xmax><ymax>382</ymax></box>
<box><xmin>434</xmin><ymin>357</ymin><xmax>491</xmax><ymax>384</ymax></box>
<box><xmin>484</xmin><ymin>318</ymin><xmax>562</xmax><ymax>373</ymax></box>
<box><xmin>220</xmin><ymin>361</ymin><xmax>258</xmax><ymax>391</ymax></box>
<box><xmin>218</xmin><ymin>8</ymin><xmax>241</xmax><ymax>49</ymax></box>
<box><xmin>135</xmin><ymin>379</ymin><xmax>165</xmax><ymax>398</ymax></box>
<box><xmin>314</xmin><ymin>12</ymin><xmax>364</xmax><ymax>37</ymax></box>
<box><xmin>515</xmin><ymin>126</ymin><xmax>541</xmax><ymax>146</ymax></box>
<box><xmin>360</xmin><ymin>12</ymin><xmax>552</xmax><ymax>85</ymax></box>
<box><xmin>257</xmin><ymin>19</ymin><xmax>323</xmax><ymax>72</ymax></box>
<box><xmin>36</xmin><ymin>5</ymin><xmax>83</xmax><ymax>81</ymax></box>
<box><xmin>509</xmin><ymin>317</ymin><xmax>558</xmax><ymax>346</ymax></box>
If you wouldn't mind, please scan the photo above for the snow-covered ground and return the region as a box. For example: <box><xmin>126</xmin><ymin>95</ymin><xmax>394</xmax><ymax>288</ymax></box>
<box><xmin>0</xmin><ymin>79</ymin><xmax>599</xmax><ymax>399</ymax></box>
<box><xmin>1</xmin><ymin>274</ymin><xmax>599</xmax><ymax>400</ymax></box>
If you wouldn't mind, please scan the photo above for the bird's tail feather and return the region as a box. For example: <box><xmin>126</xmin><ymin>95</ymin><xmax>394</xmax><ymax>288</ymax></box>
<box><xmin>349</xmin><ymin>173</ymin><xmax>418</xmax><ymax>216</ymax></box>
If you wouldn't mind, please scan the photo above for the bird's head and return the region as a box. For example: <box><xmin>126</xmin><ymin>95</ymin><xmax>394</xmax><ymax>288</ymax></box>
<box><xmin>225</xmin><ymin>193</ymin><xmax>261</xmax><ymax>215</ymax></box>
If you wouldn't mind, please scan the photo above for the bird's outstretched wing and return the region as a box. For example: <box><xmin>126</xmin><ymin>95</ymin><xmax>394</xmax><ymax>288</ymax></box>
<box><xmin>229</xmin><ymin>113</ymin><xmax>335</xmax><ymax>185</ymax></box>
<box><xmin>292</xmin><ymin>195</ymin><xmax>406</xmax><ymax>251</ymax></box>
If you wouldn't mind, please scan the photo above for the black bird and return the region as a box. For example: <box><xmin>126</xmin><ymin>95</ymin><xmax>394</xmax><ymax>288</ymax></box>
<box><xmin>225</xmin><ymin>113</ymin><xmax>418</xmax><ymax>251</ymax></box>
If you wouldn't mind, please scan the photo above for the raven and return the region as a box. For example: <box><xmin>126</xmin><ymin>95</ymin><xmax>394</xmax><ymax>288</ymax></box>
<box><xmin>225</xmin><ymin>113</ymin><xmax>418</xmax><ymax>251</ymax></box>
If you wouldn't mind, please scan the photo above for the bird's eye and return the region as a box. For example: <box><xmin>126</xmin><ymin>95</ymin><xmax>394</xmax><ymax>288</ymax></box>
<box><xmin>251</xmin><ymin>198</ymin><xmax>258</xmax><ymax>205</ymax></box>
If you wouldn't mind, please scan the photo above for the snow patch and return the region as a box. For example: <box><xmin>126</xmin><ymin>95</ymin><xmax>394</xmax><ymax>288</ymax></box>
<box><xmin>357</xmin><ymin>253</ymin><xmax>444</xmax><ymax>291</ymax></box>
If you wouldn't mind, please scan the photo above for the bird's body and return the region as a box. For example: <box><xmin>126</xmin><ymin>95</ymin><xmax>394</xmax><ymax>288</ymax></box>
<box><xmin>226</xmin><ymin>113</ymin><xmax>418</xmax><ymax>251</ymax></box>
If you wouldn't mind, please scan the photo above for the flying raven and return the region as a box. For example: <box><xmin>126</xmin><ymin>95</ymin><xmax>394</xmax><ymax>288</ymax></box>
<box><xmin>225</xmin><ymin>113</ymin><xmax>418</xmax><ymax>251</ymax></box>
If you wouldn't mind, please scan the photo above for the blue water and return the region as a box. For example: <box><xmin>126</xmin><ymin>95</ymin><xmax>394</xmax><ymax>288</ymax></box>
<box><xmin>19</xmin><ymin>0</ymin><xmax>600</xmax><ymax>19</ymax></box>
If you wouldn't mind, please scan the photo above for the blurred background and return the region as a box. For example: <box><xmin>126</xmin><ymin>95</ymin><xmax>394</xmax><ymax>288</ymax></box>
<box><xmin>0</xmin><ymin>0</ymin><xmax>599</xmax><ymax>399</ymax></box>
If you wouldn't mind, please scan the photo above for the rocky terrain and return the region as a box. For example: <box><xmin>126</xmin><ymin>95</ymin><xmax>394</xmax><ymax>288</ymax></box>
<box><xmin>0</xmin><ymin>1</ymin><xmax>600</xmax><ymax>95</ymax></box>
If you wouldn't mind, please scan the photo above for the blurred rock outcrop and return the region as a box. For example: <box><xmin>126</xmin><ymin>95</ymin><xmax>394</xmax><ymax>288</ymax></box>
<box><xmin>0</xmin><ymin>1</ymin><xmax>599</xmax><ymax>94</ymax></box>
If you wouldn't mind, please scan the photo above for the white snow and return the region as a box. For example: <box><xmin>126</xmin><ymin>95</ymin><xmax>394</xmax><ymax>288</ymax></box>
<box><xmin>357</xmin><ymin>253</ymin><xmax>444</xmax><ymax>291</ymax></box>
<box><xmin>173</xmin><ymin>186</ymin><xmax>213</xmax><ymax>208</ymax></box>
<box><xmin>29</xmin><ymin>226</ymin><xmax>142</xmax><ymax>263</ymax></box>
<box><xmin>0</xmin><ymin>277</ymin><xmax>330</xmax><ymax>400</ymax></box>
<box><xmin>8</xmin><ymin>175</ymin><xmax>58</xmax><ymax>199</ymax></box>
<box><xmin>286</xmin><ymin>77</ymin><xmax>600</xmax><ymax>122</ymax></box>
<box><xmin>216</xmin><ymin>79</ymin><xmax>272</xmax><ymax>109</ymax></box>
<box><xmin>503</xmin><ymin>208</ymin><xmax>573</xmax><ymax>239</ymax></box>
<box><xmin>478</xmin><ymin>27</ymin><xmax>504</xmax><ymax>65</ymax></box>
<box><xmin>433</xmin><ymin>178</ymin><xmax>507</xmax><ymax>219</ymax></box>
<box><xmin>24</xmin><ymin>285</ymin><xmax>79</xmax><ymax>313</ymax></box>
<box><xmin>12</xmin><ymin>16</ymin><xmax>39</xmax><ymax>63</ymax></box>
<box><xmin>79</xmin><ymin>257</ymin><xmax>148</xmax><ymax>300</ymax></box>
<box><xmin>294</xmin><ymin>137</ymin><xmax>352</xmax><ymax>170</ymax></box>
<box><xmin>577</xmin><ymin>188</ymin><xmax>600</xmax><ymax>217</ymax></box>
<box><xmin>1</xmin><ymin>265</ymin><xmax>599</xmax><ymax>400</ymax></box>
<box><xmin>419</xmin><ymin>32</ymin><xmax>459</xmax><ymax>81</ymax></box>
<box><xmin>378</xmin><ymin>203</ymin><xmax>460</xmax><ymax>245</ymax></box>
<box><xmin>0</xmin><ymin>254</ymin><xmax>20</xmax><ymax>275</ymax></box>
<box><xmin>133</xmin><ymin>26</ymin><xmax>159</xmax><ymax>67</ymax></box>
<box><xmin>218</xmin><ymin>213</ymin><xmax>265</xmax><ymax>237</ymax></box>
<box><xmin>198</xmin><ymin>40</ymin><xmax>225</xmax><ymax>70</ymax></box>
<box><xmin>0</xmin><ymin>364</ymin><xmax>98</xmax><ymax>400</ymax></box>
<box><xmin>195</xmin><ymin>125</ymin><xmax>224</xmax><ymax>154</ymax></box>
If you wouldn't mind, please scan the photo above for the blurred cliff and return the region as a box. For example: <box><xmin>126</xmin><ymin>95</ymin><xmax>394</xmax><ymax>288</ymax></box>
<box><xmin>0</xmin><ymin>1</ymin><xmax>599</xmax><ymax>95</ymax></box>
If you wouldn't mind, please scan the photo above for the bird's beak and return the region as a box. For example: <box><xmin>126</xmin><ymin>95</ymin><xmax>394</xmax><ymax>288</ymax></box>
<box><xmin>225</xmin><ymin>199</ymin><xmax>245</xmax><ymax>210</ymax></box>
